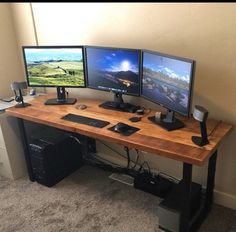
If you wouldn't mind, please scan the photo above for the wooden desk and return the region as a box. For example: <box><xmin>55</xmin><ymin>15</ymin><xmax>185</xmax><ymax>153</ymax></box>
<box><xmin>6</xmin><ymin>95</ymin><xmax>233</xmax><ymax>232</ymax></box>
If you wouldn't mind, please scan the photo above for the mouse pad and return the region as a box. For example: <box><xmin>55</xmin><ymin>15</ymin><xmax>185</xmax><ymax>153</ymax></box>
<box><xmin>108</xmin><ymin>125</ymin><xmax>140</xmax><ymax>136</ymax></box>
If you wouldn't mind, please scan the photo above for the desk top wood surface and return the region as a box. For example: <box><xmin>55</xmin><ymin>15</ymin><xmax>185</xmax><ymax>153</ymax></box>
<box><xmin>6</xmin><ymin>95</ymin><xmax>233</xmax><ymax>166</ymax></box>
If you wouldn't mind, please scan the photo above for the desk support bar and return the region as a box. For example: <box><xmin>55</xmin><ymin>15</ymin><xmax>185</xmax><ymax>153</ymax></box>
<box><xmin>205</xmin><ymin>150</ymin><xmax>217</xmax><ymax>212</ymax></box>
<box><xmin>188</xmin><ymin>150</ymin><xmax>218</xmax><ymax>232</ymax></box>
<box><xmin>179</xmin><ymin>163</ymin><xmax>192</xmax><ymax>232</ymax></box>
<box><xmin>17</xmin><ymin>118</ymin><xmax>35</xmax><ymax>182</ymax></box>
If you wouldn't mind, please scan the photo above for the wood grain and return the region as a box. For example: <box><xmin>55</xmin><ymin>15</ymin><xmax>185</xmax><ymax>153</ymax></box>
<box><xmin>6</xmin><ymin>94</ymin><xmax>233</xmax><ymax>166</ymax></box>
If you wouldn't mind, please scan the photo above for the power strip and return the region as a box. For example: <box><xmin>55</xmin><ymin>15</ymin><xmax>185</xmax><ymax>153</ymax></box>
<box><xmin>134</xmin><ymin>172</ymin><xmax>175</xmax><ymax>198</ymax></box>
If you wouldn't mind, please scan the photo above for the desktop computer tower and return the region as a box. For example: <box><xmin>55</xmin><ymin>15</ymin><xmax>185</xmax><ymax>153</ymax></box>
<box><xmin>158</xmin><ymin>181</ymin><xmax>202</xmax><ymax>232</ymax></box>
<box><xmin>29</xmin><ymin>129</ymin><xmax>84</xmax><ymax>187</ymax></box>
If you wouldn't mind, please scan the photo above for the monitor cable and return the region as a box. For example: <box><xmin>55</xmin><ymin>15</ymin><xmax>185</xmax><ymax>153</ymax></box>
<box><xmin>131</xmin><ymin>151</ymin><xmax>140</xmax><ymax>171</ymax></box>
<box><xmin>0</xmin><ymin>98</ymin><xmax>14</xmax><ymax>102</ymax></box>
<box><xmin>139</xmin><ymin>161</ymin><xmax>151</xmax><ymax>174</ymax></box>
<box><xmin>97</xmin><ymin>139</ymin><xmax>133</xmax><ymax>163</ymax></box>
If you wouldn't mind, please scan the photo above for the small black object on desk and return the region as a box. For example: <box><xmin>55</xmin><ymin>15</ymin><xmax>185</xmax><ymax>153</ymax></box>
<box><xmin>129</xmin><ymin>117</ymin><xmax>141</xmax><ymax>122</ymax></box>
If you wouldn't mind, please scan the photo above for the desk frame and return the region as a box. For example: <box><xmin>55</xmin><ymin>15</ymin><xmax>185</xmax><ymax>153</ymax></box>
<box><xmin>17</xmin><ymin>117</ymin><xmax>217</xmax><ymax>232</ymax></box>
<box><xmin>6</xmin><ymin>96</ymin><xmax>232</xmax><ymax>232</ymax></box>
<box><xmin>179</xmin><ymin>151</ymin><xmax>217</xmax><ymax>232</ymax></box>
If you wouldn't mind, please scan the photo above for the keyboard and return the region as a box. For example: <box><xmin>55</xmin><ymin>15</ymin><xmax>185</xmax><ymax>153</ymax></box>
<box><xmin>61</xmin><ymin>113</ymin><xmax>110</xmax><ymax>128</ymax></box>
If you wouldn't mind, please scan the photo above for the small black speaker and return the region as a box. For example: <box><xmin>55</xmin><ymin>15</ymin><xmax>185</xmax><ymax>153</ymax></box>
<box><xmin>192</xmin><ymin>105</ymin><xmax>209</xmax><ymax>147</ymax></box>
<box><xmin>10</xmin><ymin>81</ymin><xmax>30</xmax><ymax>108</ymax></box>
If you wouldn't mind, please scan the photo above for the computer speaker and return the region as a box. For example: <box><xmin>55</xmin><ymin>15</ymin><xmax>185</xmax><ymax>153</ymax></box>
<box><xmin>191</xmin><ymin>105</ymin><xmax>209</xmax><ymax>147</ymax></box>
<box><xmin>10</xmin><ymin>81</ymin><xmax>30</xmax><ymax>108</ymax></box>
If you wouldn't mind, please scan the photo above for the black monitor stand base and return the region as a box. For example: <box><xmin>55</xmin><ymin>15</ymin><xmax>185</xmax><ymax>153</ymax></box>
<box><xmin>44</xmin><ymin>87</ymin><xmax>77</xmax><ymax>105</ymax></box>
<box><xmin>148</xmin><ymin>115</ymin><xmax>184</xmax><ymax>131</ymax></box>
<box><xmin>99</xmin><ymin>92</ymin><xmax>140</xmax><ymax>113</ymax></box>
<box><xmin>45</xmin><ymin>98</ymin><xmax>77</xmax><ymax>105</ymax></box>
<box><xmin>99</xmin><ymin>101</ymin><xmax>140</xmax><ymax>113</ymax></box>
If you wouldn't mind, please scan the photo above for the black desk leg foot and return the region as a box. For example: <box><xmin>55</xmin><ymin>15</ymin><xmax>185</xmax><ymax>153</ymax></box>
<box><xmin>17</xmin><ymin>118</ymin><xmax>35</xmax><ymax>181</ymax></box>
<box><xmin>179</xmin><ymin>163</ymin><xmax>192</xmax><ymax>232</ymax></box>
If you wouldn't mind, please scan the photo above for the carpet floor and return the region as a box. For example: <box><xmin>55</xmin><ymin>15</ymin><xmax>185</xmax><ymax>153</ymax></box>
<box><xmin>0</xmin><ymin>166</ymin><xmax>235</xmax><ymax>232</ymax></box>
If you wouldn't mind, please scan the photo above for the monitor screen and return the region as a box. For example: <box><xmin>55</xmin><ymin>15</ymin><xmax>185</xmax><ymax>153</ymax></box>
<box><xmin>86</xmin><ymin>46</ymin><xmax>141</xmax><ymax>96</ymax></box>
<box><xmin>22</xmin><ymin>46</ymin><xmax>86</xmax><ymax>88</ymax></box>
<box><xmin>142</xmin><ymin>50</ymin><xmax>195</xmax><ymax>117</ymax></box>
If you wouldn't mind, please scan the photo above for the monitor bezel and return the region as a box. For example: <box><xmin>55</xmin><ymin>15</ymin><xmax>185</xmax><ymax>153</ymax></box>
<box><xmin>141</xmin><ymin>49</ymin><xmax>195</xmax><ymax>117</ymax></box>
<box><xmin>22</xmin><ymin>45</ymin><xmax>87</xmax><ymax>88</ymax></box>
<box><xmin>85</xmin><ymin>45</ymin><xmax>142</xmax><ymax>97</ymax></box>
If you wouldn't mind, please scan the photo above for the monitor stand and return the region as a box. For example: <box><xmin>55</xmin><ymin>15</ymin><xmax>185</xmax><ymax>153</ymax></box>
<box><xmin>99</xmin><ymin>92</ymin><xmax>140</xmax><ymax>113</ymax></box>
<box><xmin>45</xmin><ymin>87</ymin><xmax>77</xmax><ymax>105</ymax></box>
<box><xmin>113</xmin><ymin>92</ymin><xmax>124</xmax><ymax>104</ymax></box>
<box><xmin>148</xmin><ymin>110</ymin><xmax>185</xmax><ymax>131</ymax></box>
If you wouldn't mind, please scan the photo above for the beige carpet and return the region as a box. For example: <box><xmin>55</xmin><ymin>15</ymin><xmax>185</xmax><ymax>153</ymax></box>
<box><xmin>0</xmin><ymin>166</ymin><xmax>235</xmax><ymax>232</ymax></box>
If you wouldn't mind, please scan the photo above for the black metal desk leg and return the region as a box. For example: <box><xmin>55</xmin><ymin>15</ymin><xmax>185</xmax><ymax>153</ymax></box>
<box><xmin>17</xmin><ymin>118</ymin><xmax>35</xmax><ymax>181</ymax></box>
<box><xmin>205</xmin><ymin>150</ymin><xmax>218</xmax><ymax>213</ymax></box>
<box><xmin>180</xmin><ymin>163</ymin><xmax>193</xmax><ymax>232</ymax></box>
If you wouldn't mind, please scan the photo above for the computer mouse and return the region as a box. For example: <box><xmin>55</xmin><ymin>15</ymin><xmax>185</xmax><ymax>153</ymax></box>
<box><xmin>76</xmin><ymin>104</ymin><xmax>87</xmax><ymax>110</ymax></box>
<box><xmin>114</xmin><ymin>122</ymin><xmax>131</xmax><ymax>133</ymax></box>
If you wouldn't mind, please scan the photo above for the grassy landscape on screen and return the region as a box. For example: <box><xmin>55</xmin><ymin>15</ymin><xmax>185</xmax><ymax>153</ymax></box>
<box><xmin>27</xmin><ymin>61</ymin><xmax>85</xmax><ymax>86</ymax></box>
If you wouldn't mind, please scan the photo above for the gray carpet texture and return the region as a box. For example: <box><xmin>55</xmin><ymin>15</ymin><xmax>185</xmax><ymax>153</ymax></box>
<box><xmin>0</xmin><ymin>166</ymin><xmax>235</xmax><ymax>232</ymax></box>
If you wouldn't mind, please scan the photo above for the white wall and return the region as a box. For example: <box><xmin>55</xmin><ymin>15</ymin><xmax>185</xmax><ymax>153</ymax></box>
<box><xmin>0</xmin><ymin>3</ymin><xmax>24</xmax><ymax>98</ymax></box>
<box><xmin>10</xmin><ymin>3</ymin><xmax>236</xmax><ymax>209</ymax></box>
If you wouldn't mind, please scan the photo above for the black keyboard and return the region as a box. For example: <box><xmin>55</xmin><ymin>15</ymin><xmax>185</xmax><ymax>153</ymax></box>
<box><xmin>61</xmin><ymin>114</ymin><xmax>110</xmax><ymax>128</ymax></box>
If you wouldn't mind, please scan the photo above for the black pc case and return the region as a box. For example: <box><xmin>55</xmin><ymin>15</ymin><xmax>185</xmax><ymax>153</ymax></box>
<box><xmin>29</xmin><ymin>128</ymin><xmax>84</xmax><ymax>187</ymax></box>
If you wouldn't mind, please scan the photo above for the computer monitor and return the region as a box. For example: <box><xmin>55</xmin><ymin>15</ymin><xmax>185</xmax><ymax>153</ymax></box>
<box><xmin>141</xmin><ymin>50</ymin><xmax>195</xmax><ymax>131</ymax></box>
<box><xmin>22</xmin><ymin>46</ymin><xmax>86</xmax><ymax>105</ymax></box>
<box><xmin>85</xmin><ymin>46</ymin><xmax>141</xmax><ymax>104</ymax></box>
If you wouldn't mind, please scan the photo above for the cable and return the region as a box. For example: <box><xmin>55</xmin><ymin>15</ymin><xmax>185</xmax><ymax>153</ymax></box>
<box><xmin>98</xmin><ymin>139</ymin><xmax>146</xmax><ymax>170</ymax></box>
<box><xmin>124</xmin><ymin>146</ymin><xmax>130</xmax><ymax>169</ymax></box>
<box><xmin>85</xmin><ymin>152</ymin><xmax>130</xmax><ymax>174</ymax></box>
<box><xmin>90</xmin><ymin>152</ymin><xmax>123</xmax><ymax>168</ymax></box>
<box><xmin>69</xmin><ymin>135</ymin><xmax>82</xmax><ymax>144</ymax></box>
<box><xmin>0</xmin><ymin>98</ymin><xmax>14</xmax><ymax>102</ymax></box>
<box><xmin>97</xmin><ymin>139</ymin><xmax>127</xmax><ymax>160</ymax></box>
<box><xmin>86</xmin><ymin>151</ymin><xmax>117</xmax><ymax>167</ymax></box>
<box><xmin>141</xmin><ymin>161</ymin><xmax>151</xmax><ymax>173</ymax></box>
<box><xmin>92</xmin><ymin>140</ymin><xmax>179</xmax><ymax>184</ymax></box>
<box><xmin>96</xmin><ymin>140</ymin><xmax>163</xmax><ymax>178</ymax></box>
<box><xmin>131</xmin><ymin>153</ymin><xmax>140</xmax><ymax>170</ymax></box>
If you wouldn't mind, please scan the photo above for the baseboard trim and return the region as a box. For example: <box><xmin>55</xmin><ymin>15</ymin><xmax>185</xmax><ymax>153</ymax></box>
<box><xmin>214</xmin><ymin>190</ymin><xmax>236</xmax><ymax>210</ymax></box>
